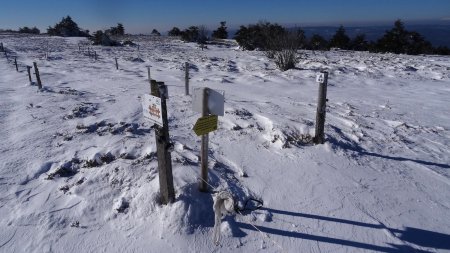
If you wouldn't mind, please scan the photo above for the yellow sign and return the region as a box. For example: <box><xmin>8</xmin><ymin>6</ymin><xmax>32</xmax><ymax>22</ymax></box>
<box><xmin>193</xmin><ymin>115</ymin><xmax>218</xmax><ymax>136</ymax></box>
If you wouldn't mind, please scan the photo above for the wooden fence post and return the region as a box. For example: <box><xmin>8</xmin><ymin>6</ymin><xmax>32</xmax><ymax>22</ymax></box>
<box><xmin>78</xmin><ymin>45</ymin><xmax>81</xmax><ymax>52</ymax></box>
<box><xmin>94</xmin><ymin>51</ymin><xmax>97</xmax><ymax>60</ymax></box>
<box><xmin>314</xmin><ymin>72</ymin><xmax>328</xmax><ymax>144</ymax></box>
<box><xmin>0</xmin><ymin>42</ymin><xmax>3</xmax><ymax>51</ymax></box>
<box><xmin>115</xmin><ymin>57</ymin><xmax>118</xmax><ymax>70</ymax></box>
<box><xmin>151</xmin><ymin>80</ymin><xmax>175</xmax><ymax>204</ymax></box>
<box><xmin>26</xmin><ymin>66</ymin><xmax>32</xmax><ymax>84</ymax></box>
<box><xmin>87</xmin><ymin>47</ymin><xmax>91</xmax><ymax>57</ymax></box>
<box><xmin>33</xmin><ymin>62</ymin><xmax>42</xmax><ymax>89</ymax></box>
<box><xmin>199</xmin><ymin>87</ymin><xmax>210</xmax><ymax>192</ymax></box>
<box><xmin>14</xmin><ymin>57</ymin><xmax>18</xmax><ymax>72</ymax></box>
<box><xmin>185</xmin><ymin>62</ymin><xmax>189</xmax><ymax>95</ymax></box>
<box><xmin>147</xmin><ymin>66</ymin><xmax>151</xmax><ymax>82</ymax></box>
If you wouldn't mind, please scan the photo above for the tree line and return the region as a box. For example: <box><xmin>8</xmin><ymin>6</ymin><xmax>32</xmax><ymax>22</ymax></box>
<box><xmin>232</xmin><ymin>20</ymin><xmax>449</xmax><ymax>56</ymax></box>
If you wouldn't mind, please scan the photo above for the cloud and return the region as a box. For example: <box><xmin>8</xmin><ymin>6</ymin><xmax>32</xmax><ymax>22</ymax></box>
<box><xmin>441</xmin><ymin>17</ymin><xmax>450</xmax><ymax>21</ymax></box>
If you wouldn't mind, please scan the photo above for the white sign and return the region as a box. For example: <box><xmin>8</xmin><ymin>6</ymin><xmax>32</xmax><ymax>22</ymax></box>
<box><xmin>192</xmin><ymin>87</ymin><xmax>225</xmax><ymax>116</ymax></box>
<box><xmin>316</xmin><ymin>73</ymin><xmax>325</xmax><ymax>83</ymax></box>
<box><xmin>142</xmin><ymin>94</ymin><xmax>163</xmax><ymax>126</ymax></box>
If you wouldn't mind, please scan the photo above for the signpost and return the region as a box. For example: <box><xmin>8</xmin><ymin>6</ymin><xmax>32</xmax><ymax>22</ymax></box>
<box><xmin>142</xmin><ymin>80</ymin><xmax>175</xmax><ymax>204</ymax></box>
<box><xmin>192</xmin><ymin>87</ymin><xmax>224</xmax><ymax>192</ymax></box>
<box><xmin>314</xmin><ymin>72</ymin><xmax>329</xmax><ymax>144</ymax></box>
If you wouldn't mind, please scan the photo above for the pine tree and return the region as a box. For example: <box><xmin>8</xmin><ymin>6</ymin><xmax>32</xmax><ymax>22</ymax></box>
<box><xmin>351</xmin><ymin>34</ymin><xmax>369</xmax><ymax>51</ymax></box>
<box><xmin>212</xmin><ymin>21</ymin><xmax>228</xmax><ymax>39</ymax></box>
<box><xmin>329</xmin><ymin>25</ymin><xmax>350</xmax><ymax>49</ymax></box>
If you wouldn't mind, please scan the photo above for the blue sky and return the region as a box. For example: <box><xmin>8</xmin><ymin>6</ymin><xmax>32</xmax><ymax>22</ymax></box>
<box><xmin>1</xmin><ymin>0</ymin><xmax>449</xmax><ymax>33</ymax></box>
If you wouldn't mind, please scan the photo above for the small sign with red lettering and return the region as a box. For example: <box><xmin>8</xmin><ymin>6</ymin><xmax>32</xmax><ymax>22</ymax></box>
<box><xmin>142</xmin><ymin>94</ymin><xmax>163</xmax><ymax>126</ymax></box>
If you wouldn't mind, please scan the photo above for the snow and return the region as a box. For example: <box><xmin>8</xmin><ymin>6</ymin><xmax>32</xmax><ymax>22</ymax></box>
<box><xmin>1</xmin><ymin>34</ymin><xmax>450</xmax><ymax>252</ymax></box>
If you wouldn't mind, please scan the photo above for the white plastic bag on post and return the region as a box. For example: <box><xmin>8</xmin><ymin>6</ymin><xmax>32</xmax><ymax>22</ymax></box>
<box><xmin>212</xmin><ymin>191</ymin><xmax>235</xmax><ymax>245</ymax></box>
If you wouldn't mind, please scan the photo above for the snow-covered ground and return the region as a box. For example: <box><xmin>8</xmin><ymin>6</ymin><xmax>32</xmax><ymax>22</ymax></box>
<box><xmin>1</xmin><ymin>34</ymin><xmax>449</xmax><ymax>252</ymax></box>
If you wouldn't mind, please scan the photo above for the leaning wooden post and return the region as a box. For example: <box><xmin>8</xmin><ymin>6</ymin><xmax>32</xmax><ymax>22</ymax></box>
<box><xmin>199</xmin><ymin>88</ymin><xmax>210</xmax><ymax>192</ymax></box>
<box><xmin>185</xmin><ymin>62</ymin><xmax>189</xmax><ymax>95</ymax></box>
<box><xmin>314</xmin><ymin>72</ymin><xmax>328</xmax><ymax>144</ymax></box>
<box><xmin>26</xmin><ymin>66</ymin><xmax>32</xmax><ymax>84</ymax></box>
<box><xmin>150</xmin><ymin>80</ymin><xmax>175</xmax><ymax>204</ymax></box>
<box><xmin>14</xmin><ymin>57</ymin><xmax>18</xmax><ymax>72</ymax></box>
<box><xmin>115</xmin><ymin>57</ymin><xmax>118</xmax><ymax>70</ymax></box>
<box><xmin>33</xmin><ymin>62</ymin><xmax>42</xmax><ymax>89</ymax></box>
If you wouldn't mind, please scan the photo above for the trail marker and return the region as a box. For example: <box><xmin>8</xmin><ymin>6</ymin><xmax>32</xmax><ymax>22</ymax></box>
<box><xmin>314</xmin><ymin>71</ymin><xmax>328</xmax><ymax>144</ymax></box>
<box><xmin>193</xmin><ymin>115</ymin><xmax>218</xmax><ymax>136</ymax></box>
<box><xmin>316</xmin><ymin>73</ymin><xmax>325</xmax><ymax>83</ymax></box>
<box><xmin>193</xmin><ymin>87</ymin><xmax>225</xmax><ymax>192</ymax></box>
<box><xmin>142</xmin><ymin>94</ymin><xmax>163</xmax><ymax>126</ymax></box>
<box><xmin>150</xmin><ymin>80</ymin><xmax>175</xmax><ymax>204</ymax></box>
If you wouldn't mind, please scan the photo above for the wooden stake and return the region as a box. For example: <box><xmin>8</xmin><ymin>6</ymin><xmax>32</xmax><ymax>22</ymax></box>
<box><xmin>147</xmin><ymin>66</ymin><xmax>151</xmax><ymax>83</ymax></box>
<box><xmin>14</xmin><ymin>57</ymin><xmax>18</xmax><ymax>72</ymax></box>
<box><xmin>87</xmin><ymin>47</ymin><xmax>90</xmax><ymax>57</ymax></box>
<box><xmin>314</xmin><ymin>72</ymin><xmax>328</xmax><ymax>144</ymax></box>
<box><xmin>0</xmin><ymin>42</ymin><xmax>3</xmax><ymax>51</ymax></box>
<box><xmin>151</xmin><ymin>80</ymin><xmax>175</xmax><ymax>204</ymax></box>
<box><xmin>199</xmin><ymin>87</ymin><xmax>210</xmax><ymax>192</ymax></box>
<box><xmin>94</xmin><ymin>51</ymin><xmax>97</xmax><ymax>60</ymax></box>
<box><xmin>26</xmin><ymin>66</ymin><xmax>32</xmax><ymax>84</ymax></box>
<box><xmin>115</xmin><ymin>57</ymin><xmax>118</xmax><ymax>70</ymax></box>
<box><xmin>33</xmin><ymin>62</ymin><xmax>42</xmax><ymax>89</ymax></box>
<box><xmin>185</xmin><ymin>62</ymin><xmax>189</xmax><ymax>95</ymax></box>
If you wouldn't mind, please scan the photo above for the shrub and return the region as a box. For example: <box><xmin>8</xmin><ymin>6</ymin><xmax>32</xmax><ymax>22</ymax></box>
<box><xmin>181</xmin><ymin>26</ymin><xmax>199</xmax><ymax>42</ymax></box>
<box><xmin>273</xmin><ymin>32</ymin><xmax>300</xmax><ymax>71</ymax></box>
